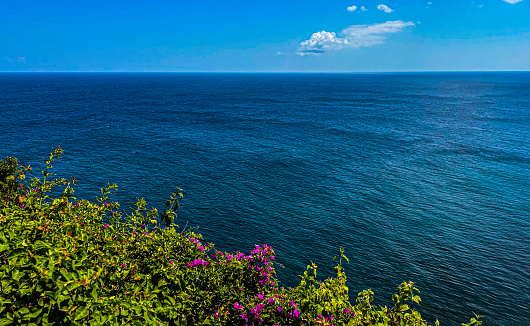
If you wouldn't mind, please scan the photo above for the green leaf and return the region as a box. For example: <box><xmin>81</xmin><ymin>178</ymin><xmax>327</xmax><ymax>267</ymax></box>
<box><xmin>12</xmin><ymin>270</ymin><xmax>21</xmax><ymax>282</ymax></box>
<box><xmin>18</xmin><ymin>307</ymin><xmax>30</xmax><ymax>315</ymax></box>
<box><xmin>90</xmin><ymin>288</ymin><xmax>98</xmax><ymax>300</ymax></box>
<box><xmin>26</xmin><ymin>308</ymin><xmax>43</xmax><ymax>319</ymax></box>
<box><xmin>74</xmin><ymin>307</ymin><xmax>89</xmax><ymax>321</ymax></box>
<box><xmin>60</xmin><ymin>269</ymin><xmax>72</xmax><ymax>281</ymax></box>
<box><xmin>412</xmin><ymin>295</ymin><xmax>422</xmax><ymax>307</ymax></box>
<box><xmin>399</xmin><ymin>304</ymin><xmax>410</xmax><ymax>312</ymax></box>
<box><xmin>0</xmin><ymin>319</ymin><xmax>12</xmax><ymax>326</ymax></box>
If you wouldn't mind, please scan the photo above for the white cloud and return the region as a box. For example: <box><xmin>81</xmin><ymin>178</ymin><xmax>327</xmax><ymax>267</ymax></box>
<box><xmin>4</xmin><ymin>56</ymin><xmax>26</xmax><ymax>63</ymax></box>
<box><xmin>347</xmin><ymin>5</ymin><xmax>358</xmax><ymax>12</ymax></box>
<box><xmin>296</xmin><ymin>20</ymin><xmax>414</xmax><ymax>55</ymax></box>
<box><xmin>297</xmin><ymin>31</ymin><xmax>346</xmax><ymax>55</ymax></box>
<box><xmin>361</xmin><ymin>6</ymin><xmax>368</xmax><ymax>11</ymax></box>
<box><xmin>377</xmin><ymin>4</ymin><xmax>394</xmax><ymax>13</ymax></box>
<box><xmin>503</xmin><ymin>0</ymin><xmax>523</xmax><ymax>3</ymax></box>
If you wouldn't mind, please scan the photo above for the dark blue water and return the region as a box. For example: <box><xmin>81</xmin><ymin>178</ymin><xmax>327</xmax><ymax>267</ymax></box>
<box><xmin>1</xmin><ymin>72</ymin><xmax>529</xmax><ymax>325</ymax></box>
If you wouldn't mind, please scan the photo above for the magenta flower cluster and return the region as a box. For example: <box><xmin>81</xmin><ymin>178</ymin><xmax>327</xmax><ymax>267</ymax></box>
<box><xmin>286</xmin><ymin>300</ymin><xmax>301</xmax><ymax>319</ymax></box>
<box><xmin>189</xmin><ymin>237</ymin><xmax>206</xmax><ymax>251</ymax></box>
<box><xmin>247</xmin><ymin>244</ymin><xmax>275</xmax><ymax>287</ymax></box>
<box><xmin>343</xmin><ymin>307</ymin><xmax>356</xmax><ymax>318</ymax></box>
<box><xmin>316</xmin><ymin>313</ymin><xmax>334</xmax><ymax>324</ymax></box>
<box><xmin>187</xmin><ymin>259</ymin><xmax>209</xmax><ymax>268</ymax></box>
<box><xmin>210</xmin><ymin>244</ymin><xmax>276</xmax><ymax>289</ymax></box>
<box><xmin>232</xmin><ymin>291</ymin><xmax>302</xmax><ymax>324</ymax></box>
<box><xmin>184</xmin><ymin>243</ymin><xmax>306</xmax><ymax>324</ymax></box>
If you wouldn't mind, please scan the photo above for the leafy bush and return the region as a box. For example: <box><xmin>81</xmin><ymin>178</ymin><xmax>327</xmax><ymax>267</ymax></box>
<box><xmin>0</xmin><ymin>156</ymin><xmax>30</xmax><ymax>200</ymax></box>
<box><xmin>0</xmin><ymin>148</ymin><xmax>483</xmax><ymax>325</ymax></box>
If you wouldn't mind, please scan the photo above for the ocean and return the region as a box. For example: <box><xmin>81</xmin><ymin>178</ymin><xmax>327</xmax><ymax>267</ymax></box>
<box><xmin>1</xmin><ymin>72</ymin><xmax>529</xmax><ymax>325</ymax></box>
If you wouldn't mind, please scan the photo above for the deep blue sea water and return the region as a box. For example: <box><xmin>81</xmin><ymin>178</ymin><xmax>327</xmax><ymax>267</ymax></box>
<box><xmin>1</xmin><ymin>72</ymin><xmax>529</xmax><ymax>325</ymax></box>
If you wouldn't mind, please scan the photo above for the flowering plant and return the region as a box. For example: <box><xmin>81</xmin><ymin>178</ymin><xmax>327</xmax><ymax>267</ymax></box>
<box><xmin>0</xmin><ymin>148</ymin><xmax>483</xmax><ymax>326</ymax></box>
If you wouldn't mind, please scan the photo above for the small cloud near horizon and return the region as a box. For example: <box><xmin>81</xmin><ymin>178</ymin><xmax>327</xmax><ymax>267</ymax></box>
<box><xmin>347</xmin><ymin>5</ymin><xmax>358</xmax><ymax>12</ymax></box>
<box><xmin>503</xmin><ymin>0</ymin><xmax>523</xmax><ymax>3</ymax></box>
<box><xmin>361</xmin><ymin>6</ymin><xmax>368</xmax><ymax>11</ymax></box>
<box><xmin>5</xmin><ymin>56</ymin><xmax>26</xmax><ymax>64</ymax></box>
<box><xmin>377</xmin><ymin>4</ymin><xmax>394</xmax><ymax>13</ymax></box>
<box><xmin>296</xmin><ymin>20</ymin><xmax>414</xmax><ymax>56</ymax></box>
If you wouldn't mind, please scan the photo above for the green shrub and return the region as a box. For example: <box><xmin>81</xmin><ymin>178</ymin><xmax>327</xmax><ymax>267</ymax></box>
<box><xmin>0</xmin><ymin>148</ymin><xmax>483</xmax><ymax>325</ymax></box>
<box><xmin>0</xmin><ymin>156</ymin><xmax>30</xmax><ymax>200</ymax></box>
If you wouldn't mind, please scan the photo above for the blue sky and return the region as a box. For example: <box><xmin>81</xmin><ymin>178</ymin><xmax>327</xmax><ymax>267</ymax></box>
<box><xmin>1</xmin><ymin>0</ymin><xmax>529</xmax><ymax>72</ymax></box>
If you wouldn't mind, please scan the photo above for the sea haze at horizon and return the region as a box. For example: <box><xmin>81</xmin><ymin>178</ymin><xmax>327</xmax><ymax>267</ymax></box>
<box><xmin>1</xmin><ymin>72</ymin><xmax>529</xmax><ymax>326</ymax></box>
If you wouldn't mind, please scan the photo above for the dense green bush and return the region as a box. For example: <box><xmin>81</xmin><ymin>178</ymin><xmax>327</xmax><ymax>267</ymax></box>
<box><xmin>0</xmin><ymin>148</ymin><xmax>483</xmax><ymax>325</ymax></box>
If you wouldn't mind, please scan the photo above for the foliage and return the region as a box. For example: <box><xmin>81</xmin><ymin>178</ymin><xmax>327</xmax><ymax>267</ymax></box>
<box><xmin>0</xmin><ymin>148</ymin><xmax>484</xmax><ymax>325</ymax></box>
<box><xmin>0</xmin><ymin>156</ymin><xmax>30</xmax><ymax>200</ymax></box>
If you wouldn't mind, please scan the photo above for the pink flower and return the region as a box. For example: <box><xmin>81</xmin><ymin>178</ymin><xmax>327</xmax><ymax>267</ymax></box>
<box><xmin>234</xmin><ymin>302</ymin><xmax>243</xmax><ymax>310</ymax></box>
<box><xmin>188</xmin><ymin>259</ymin><xmax>209</xmax><ymax>268</ymax></box>
<box><xmin>287</xmin><ymin>307</ymin><xmax>300</xmax><ymax>319</ymax></box>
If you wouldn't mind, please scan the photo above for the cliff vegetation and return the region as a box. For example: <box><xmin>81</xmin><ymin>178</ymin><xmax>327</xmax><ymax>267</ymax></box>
<box><xmin>0</xmin><ymin>148</ymin><xmax>483</xmax><ymax>325</ymax></box>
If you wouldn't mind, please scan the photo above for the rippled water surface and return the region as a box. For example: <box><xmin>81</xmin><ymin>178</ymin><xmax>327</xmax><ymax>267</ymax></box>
<box><xmin>1</xmin><ymin>72</ymin><xmax>529</xmax><ymax>325</ymax></box>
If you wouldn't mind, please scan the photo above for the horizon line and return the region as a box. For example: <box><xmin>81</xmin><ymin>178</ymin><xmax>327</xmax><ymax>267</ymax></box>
<box><xmin>0</xmin><ymin>70</ymin><xmax>529</xmax><ymax>74</ymax></box>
